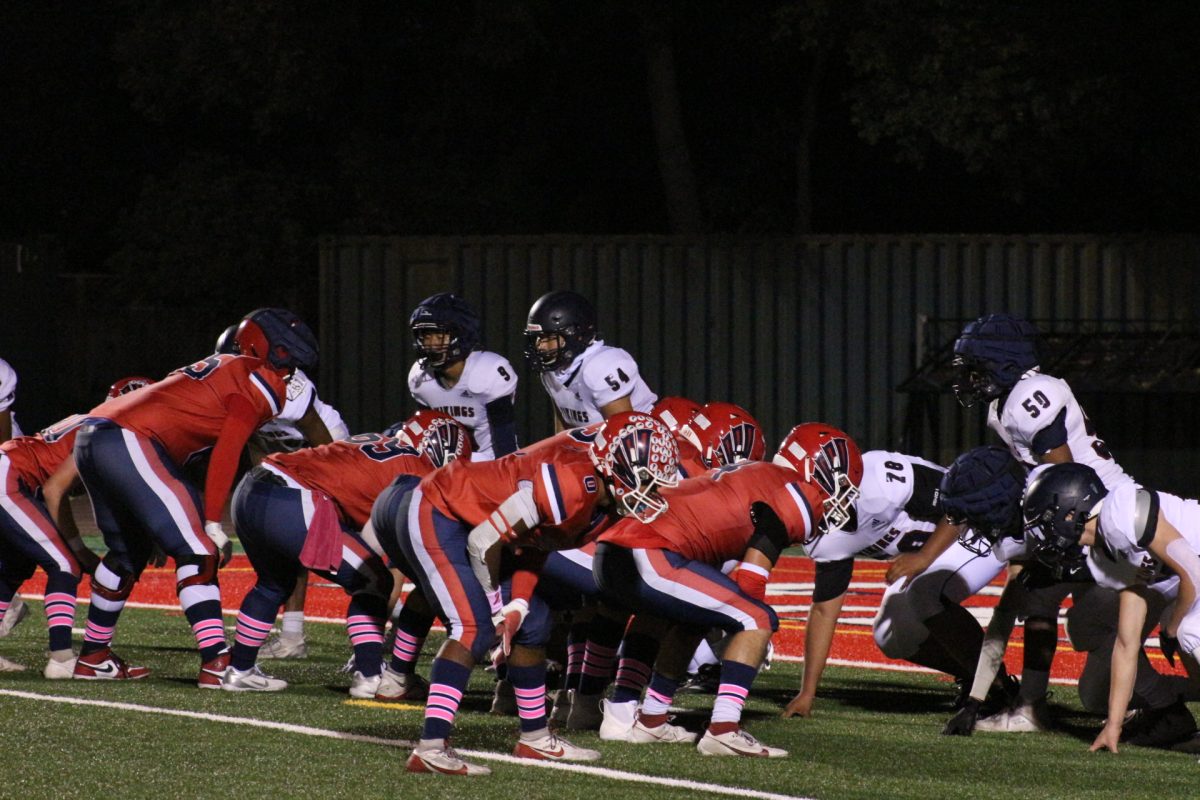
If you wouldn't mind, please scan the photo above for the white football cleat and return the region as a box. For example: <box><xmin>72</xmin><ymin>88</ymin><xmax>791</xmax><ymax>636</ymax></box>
<box><xmin>513</xmin><ymin>731</ymin><xmax>601</xmax><ymax>762</ymax></box>
<box><xmin>0</xmin><ymin>595</ymin><xmax>28</xmax><ymax>638</ymax></box>
<box><xmin>599</xmin><ymin>698</ymin><xmax>638</xmax><ymax>741</ymax></box>
<box><xmin>697</xmin><ymin>727</ymin><xmax>788</xmax><ymax>757</ymax></box>
<box><xmin>0</xmin><ymin>654</ymin><xmax>26</xmax><ymax>672</ymax></box>
<box><xmin>374</xmin><ymin>667</ymin><xmax>429</xmax><ymax>702</ymax></box>
<box><xmin>974</xmin><ymin>702</ymin><xmax>1049</xmax><ymax>733</ymax></box>
<box><xmin>349</xmin><ymin>670</ymin><xmax>383</xmax><ymax>699</ymax></box>
<box><xmin>222</xmin><ymin>664</ymin><xmax>288</xmax><ymax>692</ymax></box>
<box><xmin>258</xmin><ymin>633</ymin><xmax>308</xmax><ymax>659</ymax></box>
<box><xmin>406</xmin><ymin>744</ymin><xmax>491</xmax><ymax>776</ymax></box>
<box><xmin>43</xmin><ymin>655</ymin><xmax>77</xmax><ymax>680</ymax></box>
<box><xmin>628</xmin><ymin>713</ymin><xmax>698</xmax><ymax>743</ymax></box>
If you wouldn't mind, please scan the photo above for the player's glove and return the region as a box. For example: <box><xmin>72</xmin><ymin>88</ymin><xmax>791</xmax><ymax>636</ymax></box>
<box><xmin>205</xmin><ymin>521</ymin><xmax>234</xmax><ymax>568</ymax></box>
<box><xmin>493</xmin><ymin>599</ymin><xmax>530</xmax><ymax>659</ymax></box>
<box><xmin>1160</xmin><ymin>632</ymin><xmax>1180</xmax><ymax>668</ymax></box>
<box><xmin>942</xmin><ymin>698</ymin><xmax>980</xmax><ymax>736</ymax></box>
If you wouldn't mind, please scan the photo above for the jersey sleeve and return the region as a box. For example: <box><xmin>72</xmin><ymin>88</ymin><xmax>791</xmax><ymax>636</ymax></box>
<box><xmin>465</xmin><ymin>351</ymin><xmax>519</xmax><ymax>401</ymax></box>
<box><xmin>0</xmin><ymin>358</ymin><xmax>16</xmax><ymax>412</ymax></box>
<box><xmin>768</xmin><ymin>479</ymin><xmax>823</xmax><ymax>545</ymax></box>
<box><xmin>274</xmin><ymin>367</ymin><xmax>316</xmax><ymax>423</ymax></box>
<box><xmin>531</xmin><ymin>460</ymin><xmax>599</xmax><ymax>530</ymax></box>
<box><xmin>581</xmin><ymin>347</ymin><xmax>644</xmax><ymax>408</ymax></box>
<box><xmin>1006</xmin><ymin>376</ymin><xmax>1072</xmax><ymax>456</ymax></box>
<box><xmin>1098</xmin><ymin>482</ymin><xmax>1152</xmax><ymax>553</ymax></box>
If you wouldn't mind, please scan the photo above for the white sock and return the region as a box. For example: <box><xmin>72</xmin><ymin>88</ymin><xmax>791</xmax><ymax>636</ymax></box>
<box><xmin>281</xmin><ymin>611</ymin><xmax>305</xmax><ymax>637</ymax></box>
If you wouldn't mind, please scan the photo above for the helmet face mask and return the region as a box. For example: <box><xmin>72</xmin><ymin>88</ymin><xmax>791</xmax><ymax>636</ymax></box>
<box><xmin>773</xmin><ymin>423</ymin><xmax>864</xmax><ymax>537</ymax></box>
<box><xmin>409</xmin><ymin>293</ymin><xmax>480</xmax><ymax>372</ymax></box>
<box><xmin>1021</xmin><ymin>462</ymin><xmax>1107</xmax><ymax>569</ymax></box>
<box><xmin>951</xmin><ymin>354</ymin><xmax>1003</xmax><ymax>408</ymax></box>
<box><xmin>591</xmin><ymin>412</ymin><xmax>680</xmax><ymax>523</ymax></box>
<box><xmin>524</xmin><ymin>291</ymin><xmax>597</xmax><ymax>373</ymax></box>
<box><xmin>951</xmin><ymin>314</ymin><xmax>1040</xmax><ymax>408</ymax></box>
<box><xmin>940</xmin><ymin>446</ymin><xmax>1028</xmax><ymax>555</ymax></box>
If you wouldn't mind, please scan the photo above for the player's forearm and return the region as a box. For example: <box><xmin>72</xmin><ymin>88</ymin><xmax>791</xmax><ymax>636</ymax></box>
<box><xmin>800</xmin><ymin>597</ymin><xmax>842</xmax><ymax>697</ymax></box>
<box><xmin>1106</xmin><ymin>636</ymin><xmax>1139</xmax><ymax>730</ymax></box>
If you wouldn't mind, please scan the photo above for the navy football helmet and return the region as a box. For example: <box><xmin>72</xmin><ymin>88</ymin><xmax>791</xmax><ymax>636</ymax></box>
<box><xmin>409</xmin><ymin>293</ymin><xmax>480</xmax><ymax>371</ymax></box>
<box><xmin>951</xmin><ymin>314</ymin><xmax>1040</xmax><ymax>407</ymax></box>
<box><xmin>1022</xmin><ymin>462</ymin><xmax>1107</xmax><ymax>569</ymax></box>
<box><xmin>940</xmin><ymin>446</ymin><xmax>1028</xmax><ymax>555</ymax></box>
<box><xmin>524</xmin><ymin>290</ymin><xmax>598</xmax><ymax>373</ymax></box>
<box><xmin>235</xmin><ymin>308</ymin><xmax>319</xmax><ymax>373</ymax></box>
<box><xmin>214</xmin><ymin>324</ymin><xmax>240</xmax><ymax>356</ymax></box>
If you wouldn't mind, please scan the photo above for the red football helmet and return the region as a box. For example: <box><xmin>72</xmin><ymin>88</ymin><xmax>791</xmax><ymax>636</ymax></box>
<box><xmin>107</xmin><ymin>375</ymin><xmax>155</xmax><ymax>400</ymax></box>
<box><xmin>773</xmin><ymin>422</ymin><xmax>864</xmax><ymax>531</ymax></box>
<box><xmin>590</xmin><ymin>411</ymin><xmax>680</xmax><ymax>522</ymax></box>
<box><xmin>651</xmin><ymin>396</ymin><xmax>703</xmax><ymax>436</ymax></box>
<box><xmin>234</xmin><ymin>308</ymin><xmax>319</xmax><ymax>374</ymax></box>
<box><xmin>684</xmin><ymin>401</ymin><xmax>766</xmax><ymax>468</ymax></box>
<box><xmin>393</xmin><ymin>409</ymin><xmax>473</xmax><ymax>468</ymax></box>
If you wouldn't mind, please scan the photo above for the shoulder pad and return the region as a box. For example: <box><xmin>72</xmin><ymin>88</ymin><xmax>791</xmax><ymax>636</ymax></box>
<box><xmin>465</xmin><ymin>350</ymin><xmax>518</xmax><ymax>398</ymax></box>
<box><xmin>855</xmin><ymin>451</ymin><xmax>913</xmax><ymax>519</ymax></box>
<box><xmin>1132</xmin><ymin>488</ymin><xmax>1160</xmax><ymax>548</ymax></box>
<box><xmin>581</xmin><ymin>346</ymin><xmax>641</xmax><ymax>392</ymax></box>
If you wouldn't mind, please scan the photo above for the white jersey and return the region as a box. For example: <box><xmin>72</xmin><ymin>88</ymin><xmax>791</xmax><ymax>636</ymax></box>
<box><xmin>988</xmin><ymin>369</ymin><xmax>1133</xmax><ymax>491</ymax></box>
<box><xmin>255</xmin><ymin>368</ymin><xmax>349</xmax><ymax>452</ymax></box>
<box><xmin>407</xmin><ymin>350</ymin><xmax>518</xmax><ymax>460</ymax></box>
<box><xmin>0</xmin><ymin>358</ymin><xmax>21</xmax><ymax>437</ymax></box>
<box><xmin>540</xmin><ymin>340</ymin><xmax>656</xmax><ymax>427</ymax></box>
<box><xmin>1086</xmin><ymin>483</ymin><xmax>1200</xmax><ymax>597</ymax></box>
<box><xmin>806</xmin><ymin>451</ymin><xmax>943</xmax><ymax>562</ymax></box>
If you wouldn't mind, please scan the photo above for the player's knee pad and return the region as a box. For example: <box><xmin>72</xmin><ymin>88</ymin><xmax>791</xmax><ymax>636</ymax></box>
<box><xmin>175</xmin><ymin>555</ymin><xmax>220</xmax><ymax>593</ymax></box>
<box><xmin>93</xmin><ymin>559</ymin><xmax>136</xmax><ymax>602</ymax></box>
<box><xmin>873</xmin><ymin>593</ymin><xmax>928</xmax><ymax>660</ymax></box>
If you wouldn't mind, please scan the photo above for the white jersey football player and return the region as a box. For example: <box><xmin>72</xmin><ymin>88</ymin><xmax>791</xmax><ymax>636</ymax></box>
<box><xmin>0</xmin><ymin>357</ymin><xmax>23</xmax><ymax>441</ymax></box>
<box><xmin>524</xmin><ymin>290</ymin><xmax>656</xmax><ymax>430</ymax></box>
<box><xmin>784</xmin><ymin>450</ymin><xmax>1009</xmax><ymax>718</ymax></box>
<box><xmin>1024</xmin><ymin>463</ymin><xmax>1200</xmax><ymax>752</ymax></box>
<box><xmin>407</xmin><ymin>292</ymin><xmax>518</xmax><ymax>460</ymax></box>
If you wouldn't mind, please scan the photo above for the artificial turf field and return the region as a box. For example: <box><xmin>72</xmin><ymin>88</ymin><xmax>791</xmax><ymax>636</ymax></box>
<box><xmin>2</xmin><ymin>544</ymin><xmax>1198</xmax><ymax>800</ymax></box>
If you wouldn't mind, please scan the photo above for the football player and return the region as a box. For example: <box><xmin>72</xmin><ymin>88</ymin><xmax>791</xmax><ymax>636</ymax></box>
<box><xmin>592</xmin><ymin>422</ymin><xmax>861</xmax><ymax>757</ymax></box>
<box><xmin>409</xmin><ymin>292</ymin><xmax>519</xmax><ymax>459</ymax></box>
<box><xmin>386</xmin><ymin>412</ymin><xmax>678</xmax><ymax>775</ymax></box>
<box><xmin>223</xmin><ymin>417</ymin><xmax>469</xmax><ymax>694</ymax></box>
<box><xmin>947</xmin><ymin>313</ymin><xmax>1141</xmax><ymax>728</ymax></box>
<box><xmin>0</xmin><ymin>356</ymin><xmax>22</xmax><ymax>442</ymax></box>
<box><xmin>781</xmin><ymin>443</ymin><xmax>996</xmax><ymax>718</ymax></box>
<box><xmin>216</xmin><ymin>318</ymin><xmax>348</xmax><ymax>660</ymax></box>
<box><xmin>524</xmin><ymin>290</ymin><xmax>657</xmax><ymax>431</ymax></box>
<box><xmin>70</xmin><ymin>308</ymin><xmax>308</xmax><ymax>685</ymax></box>
<box><xmin>1024</xmin><ymin>463</ymin><xmax>1200</xmax><ymax>752</ymax></box>
<box><xmin>0</xmin><ymin>384</ymin><xmax>134</xmax><ymax>674</ymax></box>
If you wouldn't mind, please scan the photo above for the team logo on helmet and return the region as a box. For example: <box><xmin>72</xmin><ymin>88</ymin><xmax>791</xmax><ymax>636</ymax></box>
<box><xmin>396</xmin><ymin>409</ymin><xmax>473</xmax><ymax>468</ymax></box>
<box><xmin>591</xmin><ymin>411</ymin><xmax>680</xmax><ymax>522</ymax></box>
<box><xmin>685</xmin><ymin>402</ymin><xmax>765</xmax><ymax>468</ymax></box>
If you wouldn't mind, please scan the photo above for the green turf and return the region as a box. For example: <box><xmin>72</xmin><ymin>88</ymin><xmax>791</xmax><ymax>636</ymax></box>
<box><xmin>1</xmin><ymin>601</ymin><xmax>1196</xmax><ymax>800</ymax></box>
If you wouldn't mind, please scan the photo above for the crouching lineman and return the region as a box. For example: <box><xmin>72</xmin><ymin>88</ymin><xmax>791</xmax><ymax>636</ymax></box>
<box><xmin>594</xmin><ymin>422</ymin><xmax>862</xmax><ymax>757</ymax></box>
<box><xmin>223</xmin><ymin>416</ymin><xmax>469</xmax><ymax>694</ymax></box>
<box><xmin>1024</xmin><ymin>463</ymin><xmax>1200</xmax><ymax>753</ymax></box>
<box><xmin>71</xmin><ymin>309</ymin><xmax>307</xmax><ymax>685</ymax></box>
<box><xmin>377</xmin><ymin>411</ymin><xmax>679</xmax><ymax>775</ymax></box>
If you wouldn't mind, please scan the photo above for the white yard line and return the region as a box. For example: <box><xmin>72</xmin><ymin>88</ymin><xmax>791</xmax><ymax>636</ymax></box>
<box><xmin>0</xmin><ymin>689</ymin><xmax>815</xmax><ymax>800</ymax></box>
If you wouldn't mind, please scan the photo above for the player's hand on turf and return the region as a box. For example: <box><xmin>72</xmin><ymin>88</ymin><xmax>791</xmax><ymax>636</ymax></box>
<box><xmin>885</xmin><ymin>553</ymin><xmax>929</xmax><ymax>587</ymax></box>
<box><xmin>781</xmin><ymin>691</ymin><xmax>815</xmax><ymax>718</ymax></box>
<box><xmin>1090</xmin><ymin>722</ymin><xmax>1122</xmax><ymax>753</ymax></box>
<box><xmin>942</xmin><ymin>698</ymin><xmax>980</xmax><ymax>736</ymax></box>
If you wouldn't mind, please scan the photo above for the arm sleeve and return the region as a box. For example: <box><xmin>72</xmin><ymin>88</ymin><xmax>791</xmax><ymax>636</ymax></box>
<box><xmin>203</xmin><ymin>393</ymin><xmax>263</xmax><ymax>522</ymax></box>
<box><xmin>508</xmin><ymin>549</ymin><xmax>549</xmax><ymax>604</ymax></box>
<box><xmin>486</xmin><ymin>395</ymin><xmax>519</xmax><ymax>457</ymax></box>
<box><xmin>1030</xmin><ymin>407</ymin><xmax>1070</xmax><ymax>456</ymax></box>
<box><xmin>813</xmin><ymin>558</ymin><xmax>854</xmax><ymax>602</ymax></box>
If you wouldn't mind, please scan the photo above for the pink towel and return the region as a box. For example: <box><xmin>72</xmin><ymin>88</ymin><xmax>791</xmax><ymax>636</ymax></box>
<box><xmin>299</xmin><ymin>492</ymin><xmax>343</xmax><ymax>572</ymax></box>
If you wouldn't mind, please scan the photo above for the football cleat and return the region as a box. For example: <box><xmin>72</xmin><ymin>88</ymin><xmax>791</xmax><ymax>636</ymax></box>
<box><xmin>565</xmin><ymin>691</ymin><xmax>604</xmax><ymax>731</ymax></box>
<box><xmin>374</xmin><ymin>667</ymin><xmax>429</xmax><ymax>702</ymax></box>
<box><xmin>1123</xmin><ymin>699</ymin><xmax>1197</xmax><ymax>748</ymax></box>
<box><xmin>222</xmin><ymin>664</ymin><xmax>288</xmax><ymax>692</ymax></box>
<box><xmin>697</xmin><ymin>727</ymin><xmax>788</xmax><ymax>757</ymax></box>
<box><xmin>598</xmin><ymin>698</ymin><xmax>638</xmax><ymax>741</ymax></box>
<box><xmin>628</xmin><ymin>713</ymin><xmax>698</xmax><ymax>744</ymax></box>
<box><xmin>973</xmin><ymin>701</ymin><xmax>1049</xmax><ymax>733</ymax></box>
<box><xmin>73</xmin><ymin>648</ymin><xmax>150</xmax><ymax>681</ymax></box>
<box><xmin>513</xmin><ymin>731</ymin><xmax>602</xmax><ymax>762</ymax></box>
<box><xmin>0</xmin><ymin>595</ymin><xmax>29</xmax><ymax>638</ymax></box>
<box><xmin>678</xmin><ymin>663</ymin><xmax>721</xmax><ymax>694</ymax></box>
<box><xmin>406</xmin><ymin>744</ymin><xmax>492</xmax><ymax>776</ymax></box>
<box><xmin>258</xmin><ymin>633</ymin><xmax>308</xmax><ymax>660</ymax></box>
<box><xmin>0</xmin><ymin>654</ymin><xmax>26</xmax><ymax>672</ymax></box>
<box><xmin>349</xmin><ymin>670</ymin><xmax>383</xmax><ymax>699</ymax></box>
<box><xmin>197</xmin><ymin>650</ymin><xmax>231</xmax><ymax>689</ymax></box>
<box><xmin>43</xmin><ymin>655</ymin><xmax>77</xmax><ymax>680</ymax></box>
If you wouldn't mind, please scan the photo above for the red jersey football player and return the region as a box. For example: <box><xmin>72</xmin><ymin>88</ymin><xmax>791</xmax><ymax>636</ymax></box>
<box><xmin>0</xmin><ymin>383</ymin><xmax>148</xmax><ymax>675</ymax></box>
<box><xmin>651</xmin><ymin>395</ymin><xmax>706</xmax><ymax>477</ymax></box>
<box><xmin>593</xmin><ymin>422</ymin><xmax>863</xmax><ymax>757</ymax></box>
<box><xmin>71</xmin><ymin>309</ymin><xmax>310</xmax><ymax>686</ymax></box>
<box><xmin>392</xmin><ymin>411</ymin><xmax>678</xmax><ymax>776</ymax></box>
<box><xmin>223</xmin><ymin>415</ymin><xmax>471</xmax><ymax>695</ymax></box>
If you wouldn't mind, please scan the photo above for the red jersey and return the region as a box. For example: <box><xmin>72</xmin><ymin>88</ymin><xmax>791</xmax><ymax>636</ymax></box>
<box><xmin>267</xmin><ymin>434</ymin><xmax>432</xmax><ymax>528</ymax></box>
<box><xmin>421</xmin><ymin>435</ymin><xmax>607</xmax><ymax>551</ymax></box>
<box><xmin>89</xmin><ymin>354</ymin><xmax>286</xmax><ymax>465</ymax></box>
<box><xmin>599</xmin><ymin>461</ymin><xmax>823</xmax><ymax>565</ymax></box>
<box><xmin>0</xmin><ymin>414</ymin><xmax>89</xmax><ymax>489</ymax></box>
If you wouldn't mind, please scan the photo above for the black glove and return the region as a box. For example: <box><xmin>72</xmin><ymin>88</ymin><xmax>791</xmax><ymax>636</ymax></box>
<box><xmin>1160</xmin><ymin>632</ymin><xmax>1180</xmax><ymax>668</ymax></box>
<box><xmin>943</xmin><ymin>697</ymin><xmax>980</xmax><ymax>736</ymax></box>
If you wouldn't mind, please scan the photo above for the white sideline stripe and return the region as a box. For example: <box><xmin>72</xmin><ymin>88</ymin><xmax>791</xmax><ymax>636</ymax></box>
<box><xmin>0</xmin><ymin>689</ymin><xmax>816</xmax><ymax>800</ymax></box>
